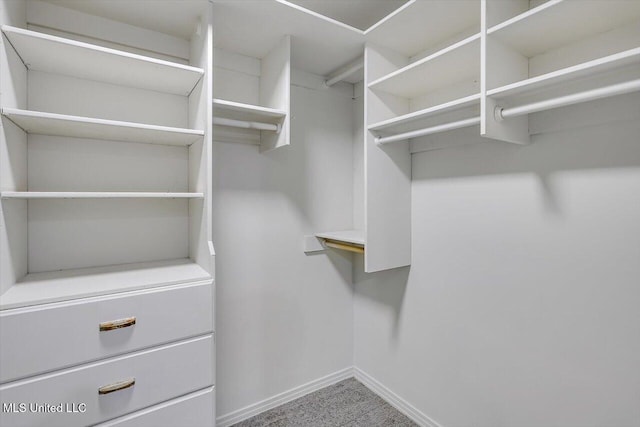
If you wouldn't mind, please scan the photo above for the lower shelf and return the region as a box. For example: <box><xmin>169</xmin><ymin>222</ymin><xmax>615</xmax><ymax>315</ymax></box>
<box><xmin>0</xmin><ymin>259</ymin><xmax>212</xmax><ymax>310</ymax></box>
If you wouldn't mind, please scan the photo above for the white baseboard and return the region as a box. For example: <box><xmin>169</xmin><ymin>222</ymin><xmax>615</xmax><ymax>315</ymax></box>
<box><xmin>354</xmin><ymin>367</ymin><xmax>442</xmax><ymax>427</ymax></box>
<box><xmin>216</xmin><ymin>366</ymin><xmax>355</xmax><ymax>427</ymax></box>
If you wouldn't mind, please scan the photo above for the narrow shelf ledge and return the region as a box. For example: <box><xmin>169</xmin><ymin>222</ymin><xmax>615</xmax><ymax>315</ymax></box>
<box><xmin>1</xmin><ymin>108</ymin><xmax>204</xmax><ymax>146</ymax></box>
<box><xmin>1</xmin><ymin>25</ymin><xmax>203</xmax><ymax>96</ymax></box>
<box><xmin>316</xmin><ymin>230</ymin><xmax>365</xmax><ymax>254</ymax></box>
<box><xmin>1</xmin><ymin>192</ymin><xmax>204</xmax><ymax>199</ymax></box>
<box><xmin>368</xmin><ymin>94</ymin><xmax>480</xmax><ymax>133</ymax></box>
<box><xmin>213</xmin><ymin>98</ymin><xmax>286</xmax><ymax>123</ymax></box>
<box><xmin>0</xmin><ymin>259</ymin><xmax>212</xmax><ymax>310</ymax></box>
<box><xmin>368</xmin><ymin>33</ymin><xmax>480</xmax><ymax>98</ymax></box>
<box><xmin>487</xmin><ymin>48</ymin><xmax>640</xmax><ymax>99</ymax></box>
<box><xmin>487</xmin><ymin>0</ymin><xmax>640</xmax><ymax>57</ymax></box>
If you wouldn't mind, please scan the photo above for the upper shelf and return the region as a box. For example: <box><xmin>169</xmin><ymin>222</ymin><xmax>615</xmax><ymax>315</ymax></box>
<box><xmin>487</xmin><ymin>48</ymin><xmax>640</xmax><ymax>98</ymax></box>
<box><xmin>365</xmin><ymin>0</ymin><xmax>479</xmax><ymax>57</ymax></box>
<box><xmin>488</xmin><ymin>0</ymin><xmax>640</xmax><ymax>57</ymax></box>
<box><xmin>368</xmin><ymin>33</ymin><xmax>480</xmax><ymax>98</ymax></box>
<box><xmin>213</xmin><ymin>99</ymin><xmax>286</xmax><ymax>123</ymax></box>
<box><xmin>0</xmin><ymin>259</ymin><xmax>211</xmax><ymax>310</ymax></box>
<box><xmin>1</xmin><ymin>25</ymin><xmax>204</xmax><ymax>96</ymax></box>
<box><xmin>2</xmin><ymin>108</ymin><xmax>204</xmax><ymax>146</ymax></box>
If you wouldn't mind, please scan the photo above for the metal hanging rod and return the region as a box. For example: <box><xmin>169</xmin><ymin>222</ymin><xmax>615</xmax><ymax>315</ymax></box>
<box><xmin>325</xmin><ymin>56</ymin><xmax>364</xmax><ymax>87</ymax></box>
<box><xmin>213</xmin><ymin>117</ymin><xmax>280</xmax><ymax>132</ymax></box>
<box><xmin>496</xmin><ymin>79</ymin><xmax>640</xmax><ymax>120</ymax></box>
<box><xmin>375</xmin><ymin>116</ymin><xmax>481</xmax><ymax>145</ymax></box>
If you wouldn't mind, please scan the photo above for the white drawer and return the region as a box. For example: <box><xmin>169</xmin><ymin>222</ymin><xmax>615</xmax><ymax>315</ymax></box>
<box><xmin>0</xmin><ymin>334</ymin><xmax>213</xmax><ymax>427</ymax></box>
<box><xmin>95</xmin><ymin>387</ymin><xmax>214</xmax><ymax>427</ymax></box>
<box><xmin>0</xmin><ymin>281</ymin><xmax>213</xmax><ymax>383</ymax></box>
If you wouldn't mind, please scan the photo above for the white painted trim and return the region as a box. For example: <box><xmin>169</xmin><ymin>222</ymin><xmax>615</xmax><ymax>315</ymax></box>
<box><xmin>216</xmin><ymin>367</ymin><xmax>355</xmax><ymax>427</ymax></box>
<box><xmin>354</xmin><ymin>367</ymin><xmax>443</xmax><ymax>427</ymax></box>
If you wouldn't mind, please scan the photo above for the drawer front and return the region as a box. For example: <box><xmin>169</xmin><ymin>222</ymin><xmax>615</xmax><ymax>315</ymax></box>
<box><xmin>0</xmin><ymin>335</ymin><xmax>213</xmax><ymax>427</ymax></box>
<box><xmin>0</xmin><ymin>281</ymin><xmax>213</xmax><ymax>383</ymax></box>
<box><xmin>95</xmin><ymin>387</ymin><xmax>214</xmax><ymax>427</ymax></box>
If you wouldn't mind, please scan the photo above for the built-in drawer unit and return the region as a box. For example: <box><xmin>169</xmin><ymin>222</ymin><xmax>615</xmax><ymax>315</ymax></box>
<box><xmin>0</xmin><ymin>281</ymin><xmax>213</xmax><ymax>383</ymax></box>
<box><xmin>94</xmin><ymin>387</ymin><xmax>214</xmax><ymax>427</ymax></box>
<box><xmin>0</xmin><ymin>334</ymin><xmax>213</xmax><ymax>427</ymax></box>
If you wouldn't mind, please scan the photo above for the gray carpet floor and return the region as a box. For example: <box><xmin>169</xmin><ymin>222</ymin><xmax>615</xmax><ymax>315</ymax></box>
<box><xmin>232</xmin><ymin>378</ymin><xmax>418</xmax><ymax>427</ymax></box>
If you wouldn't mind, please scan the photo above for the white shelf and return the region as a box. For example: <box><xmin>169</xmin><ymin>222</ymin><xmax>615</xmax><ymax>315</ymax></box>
<box><xmin>1</xmin><ymin>108</ymin><xmax>204</xmax><ymax>146</ymax></box>
<box><xmin>1</xmin><ymin>25</ymin><xmax>203</xmax><ymax>96</ymax></box>
<box><xmin>487</xmin><ymin>48</ymin><xmax>640</xmax><ymax>98</ymax></box>
<box><xmin>1</xmin><ymin>192</ymin><xmax>203</xmax><ymax>199</ymax></box>
<box><xmin>368</xmin><ymin>93</ymin><xmax>481</xmax><ymax>133</ymax></box>
<box><xmin>365</xmin><ymin>0</ymin><xmax>478</xmax><ymax>57</ymax></box>
<box><xmin>487</xmin><ymin>0</ymin><xmax>640</xmax><ymax>57</ymax></box>
<box><xmin>0</xmin><ymin>259</ymin><xmax>211</xmax><ymax>310</ymax></box>
<box><xmin>368</xmin><ymin>33</ymin><xmax>480</xmax><ymax>98</ymax></box>
<box><xmin>315</xmin><ymin>230</ymin><xmax>365</xmax><ymax>246</ymax></box>
<box><xmin>213</xmin><ymin>98</ymin><xmax>286</xmax><ymax>123</ymax></box>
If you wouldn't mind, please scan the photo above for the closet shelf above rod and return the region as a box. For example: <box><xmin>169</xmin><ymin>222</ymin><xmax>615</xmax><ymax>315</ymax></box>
<box><xmin>495</xmin><ymin>79</ymin><xmax>640</xmax><ymax>120</ymax></box>
<box><xmin>375</xmin><ymin>116</ymin><xmax>480</xmax><ymax>144</ymax></box>
<box><xmin>213</xmin><ymin>117</ymin><xmax>280</xmax><ymax>132</ymax></box>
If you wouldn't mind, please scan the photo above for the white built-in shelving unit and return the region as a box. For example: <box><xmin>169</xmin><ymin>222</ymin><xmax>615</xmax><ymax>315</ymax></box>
<box><xmin>355</xmin><ymin>0</ymin><xmax>481</xmax><ymax>272</ymax></box>
<box><xmin>0</xmin><ymin>1</ymin><xmax>214</xmax><ymax>425</ymax></box>
<box><xmin>483</xmin><ymin>0</ymin><xmax>640</xmax><ymax>144</ymax></box>
<box><xmin>303</xmin><ymin>0</ymin><xmax>640</xmax><ymax>272</ymax></box>
<box><xmin>0</xmin><ymin>19</ymin><xmax>212</xmax><ymax>306</ymax></box>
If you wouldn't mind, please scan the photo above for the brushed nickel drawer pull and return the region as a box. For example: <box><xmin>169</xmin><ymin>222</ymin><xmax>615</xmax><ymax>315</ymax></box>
<box><xmin>98</xmin><ymin>378</ymin><xmax>135</xmax><ymax>395</ymax></box>
<box><xmin>99</xmin><ymin>316</ymin><xmax>136</xmax><ymax>332</ymax></box>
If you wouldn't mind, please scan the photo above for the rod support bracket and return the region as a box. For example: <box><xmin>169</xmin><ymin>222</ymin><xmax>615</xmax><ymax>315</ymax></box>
<box><xmin>494</xmin><ymin>106</ymin><xmax>505</xmax><ymax>122</ymax></box>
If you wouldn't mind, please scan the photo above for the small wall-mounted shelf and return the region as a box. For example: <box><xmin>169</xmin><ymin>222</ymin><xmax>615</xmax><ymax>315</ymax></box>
<box><xmin>1</xmin><ymin>25</ymin><xmax>203</xmax><ymax>96</ymax></box>
<box><xmin>1</xmin><ymin>108</ymin><xmax>204</xmax><ymax>146</ymax></box>
<box><xmin>0</xmin><ymin>192</ymin><xmax>204</xmax><ymax>199</ymax></box>
<box><xmin>0</xmin><ymin>259</ymin><xmax>211</xmax><ymax>310</ymax></box>
<box><xmin>315</xmin><ymin>230</ymin><xmax>365</xmax><ymax>254</ymax></box>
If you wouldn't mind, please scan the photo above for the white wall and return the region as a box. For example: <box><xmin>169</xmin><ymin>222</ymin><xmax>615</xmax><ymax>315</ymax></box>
<box><xmin>354</xmin><ymin>94</ymin><xmax>640</xmax><ymax>427</ymax></box>
<box><xmin>214</xmin><ymin>74</ymin><xmax>356</xmax><ymax>418</ymax></box>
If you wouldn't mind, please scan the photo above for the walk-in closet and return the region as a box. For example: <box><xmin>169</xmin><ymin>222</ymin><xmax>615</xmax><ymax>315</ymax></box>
<box><xmin>1</xmin><ymin>1</ymin><xmax>639</xmax><ymax>426</ymax></box>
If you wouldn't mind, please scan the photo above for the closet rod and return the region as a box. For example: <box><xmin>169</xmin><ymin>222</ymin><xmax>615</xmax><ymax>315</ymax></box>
<box><xmin>375</xmin><ymin>116</ymin><xmax>480</xmax><ymax>144</ymax></box>
<box><xmin>213</xmin><ymin>117</ymin><xmax>280</xmax><ymax>132</ymax></box>
<box><xmin>322</xmin><ymin>239</ymin><xmax>365</xmax><ymax>254</ymax></box>
<box><xmin>496</xmin><ymin>79</ymin><xmax>640</xmax><ymax>120</ymax></box>
<box><xmin>325</xmin><ymin>56</ymin><xmax>364</xmax><ymax>87</ymax></box>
